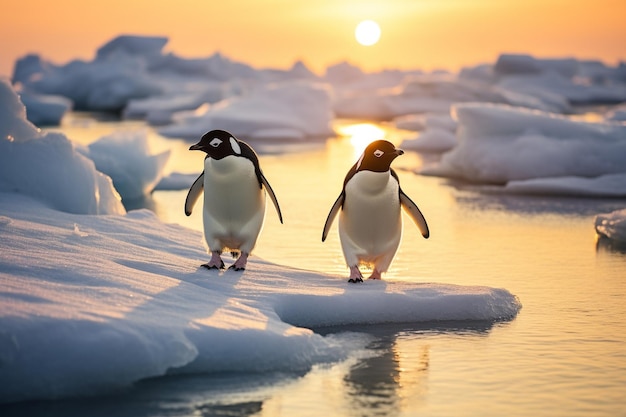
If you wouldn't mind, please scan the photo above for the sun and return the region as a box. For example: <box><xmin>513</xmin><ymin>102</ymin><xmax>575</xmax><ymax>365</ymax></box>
<box><xmin>355</xmin><ymin>20</ymin><xmax>381</xmax><ymax>46</ymax></box>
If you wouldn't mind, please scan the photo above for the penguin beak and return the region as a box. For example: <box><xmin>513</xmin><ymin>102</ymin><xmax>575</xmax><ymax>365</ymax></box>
<box><xmin>189</xmin><ymin>143</ymin><xmax>202</xmax><ymax>151</ymax></box>
<box><xmin>395</xmin><ymin>148</ymin><xmax>405</xmax><ymax>156</ymax></box>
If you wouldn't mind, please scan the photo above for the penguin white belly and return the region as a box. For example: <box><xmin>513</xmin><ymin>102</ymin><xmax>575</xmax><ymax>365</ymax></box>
<box><xmin>339</xmin><ymin>171</ymin><xmax>402</xmax><ymax>271</ymax></box>
<box><xmin>202</xmin><ymin>156</ymin><xmax>266</xmax><ymax>253</ymax></box>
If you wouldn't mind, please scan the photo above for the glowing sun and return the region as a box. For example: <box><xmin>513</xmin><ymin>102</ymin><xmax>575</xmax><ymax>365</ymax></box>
<box><xmin>355</xmin><ymin>20</ymin><xmax>381</xmax><ymax>46</ymax></box>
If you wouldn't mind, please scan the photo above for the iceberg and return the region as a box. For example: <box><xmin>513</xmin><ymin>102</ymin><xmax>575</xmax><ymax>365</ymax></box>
<box><xmin>77</xmin><ymin>131</ymin><xmax>171</xmax><ymax>201</ymax></box>
<box><xmin>18</xmin><ymin>92</ymin><xmax>72</xmax><ymax>126</ymax></box>
<box><xmin>0</xmin><ymin>78</ymin><xmax>125</xmax><ymax>215</ymax></box>
<box><xmin>159</xmin><ymin>81</ymin><xmax>335</xmax><ymax>141</ymax></box>
<box><xmin>422</xmin><ymin>103</ymin><xmax>626</xmax><ymax>197</ymax></box>
<box><xmin>595</xmin><ymin>208</ymin><xmax>626</xmax><ymax>243</ymax></box>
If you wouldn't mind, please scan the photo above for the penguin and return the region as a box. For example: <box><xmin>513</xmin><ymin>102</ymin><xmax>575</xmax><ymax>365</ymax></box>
<box><xmin>322</xmin><ymin>140</ymin><xmax>429</xmax><ymax>283</ymax></box>
<box><xmin>185</xmin><ymin>130</ymin><xmax>283</xmax><ymax>271</ymax></box>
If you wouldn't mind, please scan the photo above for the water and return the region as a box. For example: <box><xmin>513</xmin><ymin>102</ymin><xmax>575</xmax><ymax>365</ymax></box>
<box><xmin>10</xmin><ymin>114</ymin><xmax>626</xmax><ymax>416</ymax></box>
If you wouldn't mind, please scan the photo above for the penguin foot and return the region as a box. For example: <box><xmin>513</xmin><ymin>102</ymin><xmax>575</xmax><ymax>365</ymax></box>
<box><xmin>201</xmin><ymin>261</ymin><xmax>224</xmax><ymax>270</ymax></box>
<box><xmin>348</xmin><ymin>265</ymin><xmax>363</xmax><ymax>283</ymax></box>
<box><xmin>228</xmin><ymin>264</ymin><xmax>245</xmax><ymax>271</ymax></box>
<box><xmin>229</xmin><ymin>252</ymin><xmax>249</xmax><ymax>272</ymax></box>
<box><xmin>202</xmin><ymin>251</ymin><xmax>225</xmax><ymax>270</ymax></box>
<box><xmin>368</xmin><ymin>269</ymin><xmax>382</xmax><ymax>280</ymax></box>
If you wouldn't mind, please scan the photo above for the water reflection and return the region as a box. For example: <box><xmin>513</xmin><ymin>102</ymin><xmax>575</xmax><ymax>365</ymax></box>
<box><xmin>315</xmin><ymin>322</ymin><xmax>496</xmax><ymax>416</ymax></box>
<box><xmin>596</xmin><ymin>235</ymin><xmax>626</xmax><ymax>254</ymax></box>
<box><xmin>450</xmin><ymin>183</ymin><xmax>626</xmax><ymax>217</ymax></box>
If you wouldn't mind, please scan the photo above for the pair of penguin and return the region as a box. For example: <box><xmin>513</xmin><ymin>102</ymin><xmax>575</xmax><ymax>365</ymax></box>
<box><xmin>185</xmin><ymin>129</ymin><xmax>429</xmax><ymax>282</ymax></box>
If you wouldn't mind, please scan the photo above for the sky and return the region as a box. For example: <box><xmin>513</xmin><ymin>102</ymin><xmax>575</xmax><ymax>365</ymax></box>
<box><xmin>2</xmin><ymin>0</ymin><xmax>626</xmax><ymax>77</ymax></box>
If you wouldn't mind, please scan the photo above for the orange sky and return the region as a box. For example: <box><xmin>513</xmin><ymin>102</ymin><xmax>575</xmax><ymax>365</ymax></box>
<box><xmin>2</xmin><ymin>0</ymin><xmax>625</xmax><ymax>77</ymax></box>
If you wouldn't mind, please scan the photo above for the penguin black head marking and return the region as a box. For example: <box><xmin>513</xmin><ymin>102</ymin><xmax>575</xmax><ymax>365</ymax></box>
<box><xmin>189</xmin><ymin>129</ymin><xmax>242</xmax><ymax>160</ymax></box>
<box><xmin>355</xmin><ymin>140</ymin><xmax>404</xmax><ymax>172</ymax></box>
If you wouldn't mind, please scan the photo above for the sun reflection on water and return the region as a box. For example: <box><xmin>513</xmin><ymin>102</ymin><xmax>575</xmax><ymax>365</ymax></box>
<box><xmin>337</xmin><ymin>122</ymin><xmax>386</xmax><ymax>159</ymax></box>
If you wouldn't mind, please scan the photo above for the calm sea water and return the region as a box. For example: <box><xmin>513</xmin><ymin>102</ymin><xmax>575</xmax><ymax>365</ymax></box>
<box><xmin>9</xmin><ymin>114</ymin><xmax>626</xmax><ymax>416</ymax></box>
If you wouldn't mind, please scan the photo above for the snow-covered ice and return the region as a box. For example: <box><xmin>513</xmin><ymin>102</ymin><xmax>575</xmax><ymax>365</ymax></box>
<box><xmin>0</xmin><ymin>78</ymin><xmax>125</xmax><ymax>215</ymax></box>
<box><xmin>155</xmin><ymin>172</ymin><xmax>198</xmax><ymax>191</ymax></box>
<box><xmin>77</xmin><ymin>131</ymin><xmax>171</xmax><ymax>201</ymax></box>
<box><xmin>0</xmin><ymin>192</ymin><xmax>522</xmax><ymax>404</ymax></box>
<box><xmin>595</xmin><ymin>208</ymin><xmax>626</xmax><ymax>243</ymax></box>
<box><xmin>18</xmin><ymin>92</ymin><xmax>72</xmax><ymax>126</ymax></box>
<box><xmin>398</xmin><ymin>113</ymin><xmax>458</xmax><ymax>154</ymax></box>
<box><xmin>13</xmin><ymin>35</ymin><xmax>626</xmax><ymax>132</ymax></box>
<box><xmin>422</xmin><ymin>103</ymin><xmax>626</xmax><ymax>197</ymax></box>
<box><xmin>159</xmin><ymin>81</ymin><xmax>335</xmax><ymax>141</ymax></box>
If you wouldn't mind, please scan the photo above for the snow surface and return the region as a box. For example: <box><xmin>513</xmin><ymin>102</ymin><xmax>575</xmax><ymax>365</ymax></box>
<box><xmin>422</xmin><ymin>103</ymin><xmax>626</xmax><ymax>197</ymax></box>
<box><xmin>595</xmin><ymin>209</ymin><xmax>626</xmax><ymax>243</ymax></box>
<box><xmin>0</xmin><ymin>193</ymin><xmax>521</xmax><ymax>404</ymax></box>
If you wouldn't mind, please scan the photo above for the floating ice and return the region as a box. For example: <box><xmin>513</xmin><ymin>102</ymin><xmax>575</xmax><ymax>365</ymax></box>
<box><xmin>77</xmin><ymin>131</ymin><xmax>171</xmax><ymax>200</ymax></box>
<box><xmin>595</xmin><ymin>208</ymin><xmax>626</xmax><ymax>243</ymax></box>
<box><xmin>159</xmin><ymin>81</ymin><xmax>335</xmax><ymax>141</ymax></box>
<box><xmin>0</xmin><ymin>78</ymin><xmax>124</xmax><ymax>215</ymax></box>
<box><xmin>12</xmin><ymin>37</ymin><xmax>626</xmax><ymax>129</ymax></box>
<box><xmin>422</xmin><ymin>103</ymin><xmax>626</xmax><ymax>196</ymax></box>
<box><xmin>155</xmin><ymin>172</ymin><xmax>199</xmax><ymax>191</ymax></box>
<box><xmin>502</xmin><ymin>174</ymin><xmax>626</xmax><ymax>198</ymax></box>
<box><xmin>399</xmin><ymin>113</ymin><xmax>458</xmax><ymax>153</ymax></box>
<box><xmin>0</xmin><ymin>193</ymin><xmax>521</xmax><ymax>404</ymax></box>
<box><xmin>18</xmin><ymin>92</ymin><xmax>72</xmax><ymax>126</ymax></box>
<box><xmin>401</xmin><ymin>128</ymin><xmax>458</xmax><ymax>153</ymax></box>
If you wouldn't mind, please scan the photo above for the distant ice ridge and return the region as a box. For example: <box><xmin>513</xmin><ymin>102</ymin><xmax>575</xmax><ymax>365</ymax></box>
<box><xmin>595</xmin><ymin>209</ymin><xmax>626</xmax><ymax>243</ymax></box>
<box><xmin>0</xmin><ymin>78</ymin><xmax>125</xmax><ymax>215</ymax></box>
<box><xmin>421</xmin><ymin>103</ymin><xmax>626</xmax><ymax>197</ymax></box>
<box><xmin>11</xmin><ymin>35</ymin><xmax>626</xmax><ymax>136</ymax></box>
<box><xmin>159</xmin><ymin>81</ymin><xmax>335</xmax><ymax>141</ymax></box>
<box><xmin>0</xmin><ymin>192</ymin><xmax>522</xmax><ymax>404</ymax></box>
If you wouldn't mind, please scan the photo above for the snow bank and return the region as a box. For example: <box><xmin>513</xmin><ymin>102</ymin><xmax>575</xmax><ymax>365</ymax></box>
<box><xmin>0</xmin><ymin>193</ymin><xmax>521</xmax><ymax>403</ymax></box>
<box><xmin>595</xmin><ymin>209</ymin><xmax>626</xmax><ymax>243</ymax></box>
<box><xmin>159</xmin><ymin>81</ymin><xmax>335</xmax><ymax>141</ymax></box>
<box><xmin>77</xmin><ymin>131</ymin><xmax>170</xmax><ymax>200</ymax></box>
<box><xmin>422</xmin><ymin>103</ymin><xmax>626</xmax><ymax>196</ymax></box>
<box><xmin>0</xmin><ymin>78</ymin><xmax>125</xmax><ymax>215</ymax></box>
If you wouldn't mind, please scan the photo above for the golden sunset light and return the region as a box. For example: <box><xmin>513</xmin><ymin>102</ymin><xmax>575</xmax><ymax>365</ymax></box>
<box><xmin>1</xmin><ymin>0</ymin><xmax>626</xmax><ymax>76</ymax></box>
<box><xmin>2</xmin><ymin>0</ymin><xmax>626</xmax><ymax>414</ymax></box>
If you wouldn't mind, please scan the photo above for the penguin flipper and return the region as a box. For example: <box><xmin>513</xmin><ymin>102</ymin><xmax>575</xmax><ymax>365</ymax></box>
<box><xmin>184</xmin><ymin>172</ymin><xmax>204</xmax><ymax>216</ymax></box>
<box><xmin>322</xmin><ymin>192</ymin><xmax>344</xmax><ymax>242</ymax></box>
<box><xmin>260</xmin><ymin>173</ymin><xmax>283</xmax><ymax>224</ymax></box>
<box><xmin>399</xmin><ymin>189</ymin><xmax>429</xmax><ymax>239</ymax></box>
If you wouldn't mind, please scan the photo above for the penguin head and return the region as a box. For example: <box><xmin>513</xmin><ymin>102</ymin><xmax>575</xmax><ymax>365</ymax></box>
<box><xmin>355</xmin><ymin>140</ymin><xmax>404</xmax><ymax>172</ymax></box>
<box><xmin>189</xmin><ymin>129</ymin><xmax>243</xmax><ymax>160</ymax></box>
